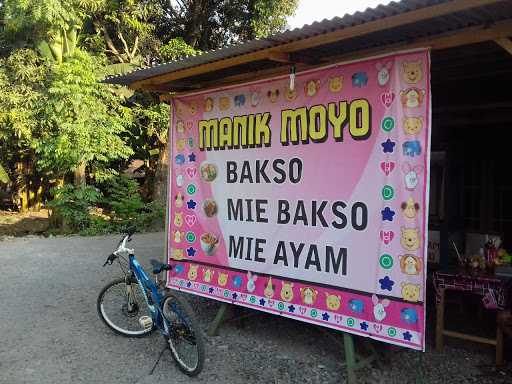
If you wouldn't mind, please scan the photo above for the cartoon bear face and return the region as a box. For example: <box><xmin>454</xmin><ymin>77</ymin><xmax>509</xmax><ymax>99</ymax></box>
<box><xmin>400</xmin><ymin>226</ymin><xmax>420</xmax><ymax>251</ymax></box>
<box><xmin>267</xmin><ymin>89</ymin><xmax>280</xmax><ymax>103</ymax></box>
<box><xmin>403</xmin><ymin>117</ymin><xmax>423</xmax><ymax>136</ymax></box>
<box><xmin>401</xmin><ymin>197</ymin><xmax>420</xmax><ymax>219</ymax></box>
<box><xmin>400</xmin><ymin>88</ymin><xmax>425</xmax><ymax>108</ymax></box>
<box><xmin>300</xmin><ymin>287</ymin><xmax>318</xmax><ymax>305</ymax></box>
<box><xmin>203</xmin><ymin>268</ymin><xmax>214</xmax><ymax>283</ymax></box>
<box><xmin>325</xmin><ymin>293</ymin><xmax>341</xmax><ymax>311</ymax></box>
<box><xmin>219</xmin><ymin>96</ymin><xmax>230</xmax><ymax>111</ymax></box>
<box><xmin>284</xmin><ymin>87</ymin><xmax>297</xmax><ymax>101</ymax></box>
<box><xmin>403</xmin><ymin>61</ymin><xmax>423</xmax><ymax>84</ymax></box>
<box><xmin>174</xmin><ymin>213</ymin><xmax>183</xmax><ymax>228</ymax></box>
<box><xmin>401</xmin><ymin>283</ymin><xmax>421</xmax><ymax>302</ymax></box>
<box><xmin>204</xmin><ymin>97</ymin><xmax>214</xmax><ymax>112</ymax></box>
<box><xmin>176</xmin><ymin>138</ymin><xmax>186</xmax><ymax>151</ymax></box>
<box><xmin>280</xmin><ymin>282</ymin><xmax>294</xmax><ymax>302</ymax></box>
<box><xmin>304</xmin><ymin>80</ymin><xmax>320</xmax><ymax>97</ymax></box>
<box><xmin>171</xmin><ymin>249</ymin><xmax>184</xmax><ymax>260</ymax></box>
<box><xmin>176</xmin><ymin>120</ymin><xmax>185</xmax><ymax>133</ymax></box>
<box><xmin>188</xmin><ymin>264</ymin><xmax>198</xmax><ymax>280</ymax></box>
<box><xmin>218</xmin><ymin>273</ymin><xmax>228</xmax><ymax>287</ymax></box>
<box><xmin>400</xmin><ymin>255</ymin><xmax>422</xmax><ymax>275</ymax></box>
<box><xmin>175</xmin><ymin>192</ymin><xmax>184</xmax><ymax>208</ymax></box>
<box><xmin>328</xmin><ymin>76</ymin><xmax>343</xmax><ymax>93</ymax></box>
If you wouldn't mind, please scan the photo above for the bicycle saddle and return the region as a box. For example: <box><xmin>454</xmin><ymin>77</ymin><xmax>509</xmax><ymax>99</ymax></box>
<box><xmin>150</xmin><ymin>259</ymin><xmax>172</xmax><ymax>274</ymax></box>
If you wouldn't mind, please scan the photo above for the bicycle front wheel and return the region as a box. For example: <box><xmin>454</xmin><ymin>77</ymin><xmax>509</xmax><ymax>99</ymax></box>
<box><xmin>97</xmin><ymin>278</ymin><xmax>154</xmax><ymax>337</ymax></box>
<box><xmin>162</xmin><ymin>293</ymin><xmax>205</xmax><ymax>376</ymax></box>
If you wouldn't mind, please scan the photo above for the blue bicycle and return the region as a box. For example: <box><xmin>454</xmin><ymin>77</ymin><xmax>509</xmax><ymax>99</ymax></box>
<box><xmin>97</xmin><ymin>230</ymin><xmax>204</xmax><ymax>376</ymax></box>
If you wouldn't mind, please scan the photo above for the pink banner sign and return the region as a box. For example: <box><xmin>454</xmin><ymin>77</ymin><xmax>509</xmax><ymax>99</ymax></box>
<box><xmin>167</xmin><ymin>50</ymin><xmax>431</xmax><ymax>350</ymax></box>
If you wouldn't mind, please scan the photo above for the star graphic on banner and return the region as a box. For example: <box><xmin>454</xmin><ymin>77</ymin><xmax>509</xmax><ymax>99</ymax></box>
<box><xmin>381</xmin><ymin>207</ymin><xmax>395</xmax><ymax>221</ymax></box>
<box><xmin>381</xmin><ymin>139</ymin><xmax>396</xmax><ymax>153</ymax></box>
<box><xmin>379</xmin><ymin>276</ymin><xmax>395</xmax><ymax>291</ymax></box>
<box><xmin>288</xmin><ymin>305</ymin><xmax>295</xmax><ymax>313</ymax></box>
<box><xmin>209</xmin><ymin>287</ymin><xmax>214</xmax><ymax>294</ymax></box>
<box><xmin>188</xmin><ymin>152</ymin><xmax>196</xmax><ymax>162</ymax></box>
<box><xmin>259</xmin><ymin>298</ymin><xmax>266</xmax><ymax>306</ymax></box>
<box><xmin>360</xmin><ymin>322</ymin><xmax>369</xmax><ymax>331</ymax></box>
<box><xmin>186</xmin><ymin>199</ymin><xmax>197</xmax><ymax>209</ymax></box>
<box><xmin>186</xmin><ymin>247</ymin><xmax>196</xmax><ymax>257</ymax></box>
<box><xmin>186</xmin><ymin>281</ymin><xmax>192</xmax><ymax>288</ymax></box>
<box><xmin>322</xmin><ymin>312</ymin><xmax>330</xmax><ymax>321</ymax></box>
<box><xmin>403</xmin><ymin>331</ymin><xmax>413</xmax><ymax>341</ymax></box>
<box><xmin>232</xmin><ymin>292</ymin><xmax>238</xmax><ymax>300</ymax></box>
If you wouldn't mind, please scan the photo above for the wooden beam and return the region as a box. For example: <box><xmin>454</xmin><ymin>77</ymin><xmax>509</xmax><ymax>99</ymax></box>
<box><xmin>165</xmin><ymin>20</ymin><xmax>512</xmax><ymax>96</ymax></box>
<box><xmin>495</xmin><ymin>37</ymin><xmax>512</xmax><ymax>55</ymax></box>
<box><xmin>266</xmin><ymin>51</ymin><xmax>291</xmax><ymax>63</ymax></box>
<box><xmin>131</xmin><ymin>0</ymin><xmax>504</xmax><ymax>89</ymax></box>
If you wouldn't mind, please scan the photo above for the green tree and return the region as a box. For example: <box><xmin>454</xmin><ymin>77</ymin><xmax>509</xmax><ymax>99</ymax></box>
<box><xmin>153</xmin><ymin>0</ymin><xmax>298</xmax><ymax>50</ymax></box>
<box><xmin>36</xmin><ymin>50</ymin><xmax>133</xmax><ymax>184</ymax></box>
<box><xmin>2</xmin><ymin>0</ymin><xmax>104</xmax><ymax>62</ymax></box>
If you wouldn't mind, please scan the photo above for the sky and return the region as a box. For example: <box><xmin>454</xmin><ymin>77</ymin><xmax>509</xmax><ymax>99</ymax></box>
<box><xmin>288</xmin><ymin>0</ymin><xmax>393</xmax><ymax>29</ymax></box>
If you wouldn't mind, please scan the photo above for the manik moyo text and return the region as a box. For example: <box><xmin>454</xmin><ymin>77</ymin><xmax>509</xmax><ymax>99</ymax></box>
<box><xmin>198</xmin><ymin>99</ymin><xmax>371</xmax><ymax>150</ymax></box>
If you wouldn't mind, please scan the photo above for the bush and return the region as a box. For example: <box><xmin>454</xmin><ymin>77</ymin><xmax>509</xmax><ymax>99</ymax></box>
<box><xmin>103</xmin><ymin>175</ymin><xmax>144</xmax><ymax>220</ymax></box>
<box><xmin>48</xmin><ymin>184</ymin><xmax>102</xmax><ymax>231</ymax></box>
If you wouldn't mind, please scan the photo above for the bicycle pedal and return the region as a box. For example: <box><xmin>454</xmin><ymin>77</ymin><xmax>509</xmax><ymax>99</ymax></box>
<box><xmin>139</xmin><ymin>316</ymin><xmax>153</xmax><ymax>330</ymax></box>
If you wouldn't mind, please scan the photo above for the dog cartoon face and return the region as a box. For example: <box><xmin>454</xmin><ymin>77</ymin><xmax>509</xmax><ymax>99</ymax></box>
<box><xmin>304</xmin><ymin>80</ymin><xmax>320</xmax><ymax>97</ymax></box>
<box><xmin>300</xmin><ymin>287</ymin><xmax>318</xmax><ymax>305</ymax></box>
<box><xmin>400</xmin><ymin>255</ymin><xmax>422</xmax><ymax>275</ymax></box>
<box><xmin>267</xmin><ymin>89</ymin><xmax>280</xmax><ymax>103</ymax></box>
<box><xmin>401</xmin><ymin>197</ymin><xmax>420</xmax><ymax>219</ymax></box>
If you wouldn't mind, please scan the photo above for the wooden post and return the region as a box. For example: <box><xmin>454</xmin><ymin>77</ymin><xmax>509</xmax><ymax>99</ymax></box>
<box><xmin>207</xmin><ymin>303</ymin><xmax>231</xmax><ymax>337</ymax></box>
<box><xmin>436</xmin><ymin>288</ymin><xmax>445</xmax><ymax>351</ymax></box>
<box><xmin>343</xmin><ymin>333</ymin><xmax>357</xmax><ymax>384</ymax></box>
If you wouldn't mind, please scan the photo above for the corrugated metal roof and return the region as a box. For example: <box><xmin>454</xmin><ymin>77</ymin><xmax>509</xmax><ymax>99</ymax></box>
<box><xmin>103</xmin><ymin>0</ymin><xmax>512</xmax><ymax>86</ymax></box>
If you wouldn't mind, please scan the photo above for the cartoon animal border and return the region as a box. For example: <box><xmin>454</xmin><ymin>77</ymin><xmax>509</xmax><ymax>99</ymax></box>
<box><xmin>167</xmin><ymin>276</ymin><xmax>423</xmax><ymax>348</ymax></box>
<box><xmin>167</xmin><ymin>261</ymin><xmax>424</xmax><ymax>328</ymax></box>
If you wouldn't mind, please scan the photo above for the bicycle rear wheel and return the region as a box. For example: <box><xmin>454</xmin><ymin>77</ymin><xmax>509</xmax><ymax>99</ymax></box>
<box><xmin>97</xmin><ymin>278</ymin><xmax>154</xmax><ymax>337</ymax></box>
<box><xmin>161</xmin><ymin>293</ymin><xmax>205</xmax><ymax>376</ymax></box>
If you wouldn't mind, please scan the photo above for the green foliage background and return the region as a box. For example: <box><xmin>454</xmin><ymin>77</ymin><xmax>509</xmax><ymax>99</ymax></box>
<box><xmin>0</xmin><ymin>0</ymin><xmax>298</xmax><ymax>233</ymax></box>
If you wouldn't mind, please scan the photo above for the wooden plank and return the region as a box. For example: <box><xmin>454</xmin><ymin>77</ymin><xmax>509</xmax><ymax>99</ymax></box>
<box><xmin>495</xmin><ymin>37</ymin><xmax>512</xmax><ymax>55</ymax></box>
<box><xmin>131</xmin><ymin>0</ymin><xmax>503</xmax><ymax>89</ymax></box>
<box><xmin>166</xmin><ymin>20</ymin><xmax>512</xmax><ymax>96</ymax></box>
<box><xmin>442</xmin><ymin>330</ymin><xmax>497</xmax><ymax>345</ymax></box>
<box><xmin>266</xmin><ymin>51</ymin><xmax>291</xmax><ymax>63</ymax></box>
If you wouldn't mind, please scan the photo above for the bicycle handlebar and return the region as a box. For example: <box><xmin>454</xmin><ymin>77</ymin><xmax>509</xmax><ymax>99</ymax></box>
<box><xmin>103</xmin><ymin>233</ymin><xmax>135</xmax><ymax>267</ymax></box>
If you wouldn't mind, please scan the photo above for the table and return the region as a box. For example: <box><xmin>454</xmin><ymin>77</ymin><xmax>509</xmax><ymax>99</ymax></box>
<box><xmin>433</xmin><ymin>269</ymin><xmax>510</xmax><ymax>365</ymax></box>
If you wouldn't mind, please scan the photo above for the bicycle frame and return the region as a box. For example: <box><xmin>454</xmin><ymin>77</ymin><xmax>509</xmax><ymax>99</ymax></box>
<box><xmin>128</xmin><ymin>254</ymin><xmax>170</xmax><ymax>335</ymax></box>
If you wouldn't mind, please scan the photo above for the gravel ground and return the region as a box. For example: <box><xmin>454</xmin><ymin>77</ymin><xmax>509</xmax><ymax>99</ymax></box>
<box><xmin>1</xmin><ymin>233</ymin><xmax>511</xmax><ymax>384</ymax></box>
